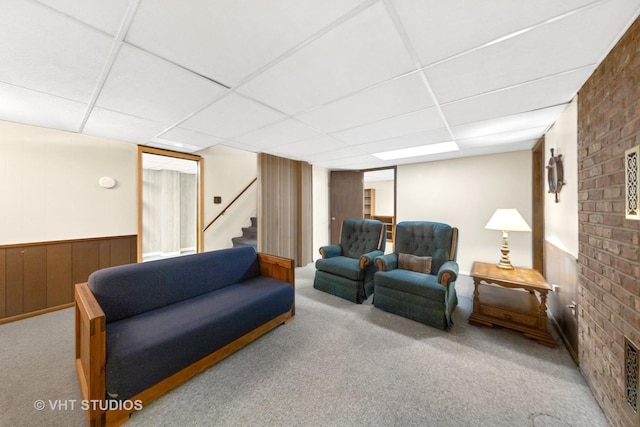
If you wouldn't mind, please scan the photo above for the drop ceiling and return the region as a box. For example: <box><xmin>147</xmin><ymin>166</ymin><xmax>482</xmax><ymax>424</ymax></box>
<box><xmin>1</xmin><ymin>0</ymin><xmax>639</xmax><ymax>170</ymax></box>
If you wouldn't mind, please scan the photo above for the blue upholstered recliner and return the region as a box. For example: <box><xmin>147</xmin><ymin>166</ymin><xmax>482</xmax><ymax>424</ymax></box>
<box><xmin>314</xmin><ymin>218</ymin><xmax>386</xmax><ymax>303</ymax></box>
<box><xmin>374</xmin><ymin>221</ymin><xmax>459</xmax><ymax>330</ymax></box>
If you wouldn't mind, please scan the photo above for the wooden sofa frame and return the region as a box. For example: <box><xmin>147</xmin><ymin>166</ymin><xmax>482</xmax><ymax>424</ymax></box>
<box><xmin>75</xmin><ymin>253</ymin><xmax>295</xmax><ymax>426</ymax></box>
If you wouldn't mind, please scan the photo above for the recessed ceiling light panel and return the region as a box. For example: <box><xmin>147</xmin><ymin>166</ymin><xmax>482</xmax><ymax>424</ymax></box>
<box><xmin>373</xmin><ymin>141</ymin><xmax>459</xmax><ymax>160</ymax></box>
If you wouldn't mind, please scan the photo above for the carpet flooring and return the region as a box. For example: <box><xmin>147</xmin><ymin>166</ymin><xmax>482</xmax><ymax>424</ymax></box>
<box><xmin>0</xmin><ymin>263</ymin><xmax>608</xmax><ymax>426</ymax></box>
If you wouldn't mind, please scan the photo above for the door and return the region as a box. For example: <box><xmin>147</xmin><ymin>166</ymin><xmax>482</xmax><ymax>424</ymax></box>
<box><xmin>329</xmin><ymin>171</ymin><xmax>363</xmax><ymax>244</ymax></box>
<box><xmin>138</xmin><ymin>146</ymin><xmax>203</xmax><ymax>262</ymax></box>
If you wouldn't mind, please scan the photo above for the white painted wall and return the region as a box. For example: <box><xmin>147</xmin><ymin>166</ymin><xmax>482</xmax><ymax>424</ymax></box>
<box><xmin>200</xmin><ymin>145</ymin><xmax>257</xmax><ymax>251</ymax></box>
<box><xmin>397</xmin><ymin>151</ymin><xmax>533</xmax><ymax>274</ymax></box>
<box><xmin>544</xmin><ymin>98</ymin><xmax>579</xmax><ymax>257</ymax></box>
<box><xmin>0</xmin><ymin>120</ymin><xmax>136</xmax><ymax>245</ymax></box>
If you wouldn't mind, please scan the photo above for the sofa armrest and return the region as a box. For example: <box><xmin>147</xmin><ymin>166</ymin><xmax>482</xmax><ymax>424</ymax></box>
<box><xmin>257</xmin><ymin>253</ymin><xmax>294</xmax><ymax>286</ymax></box>
<box><xmin>375</xmin><ymin>253</ymin><xmax>398</xmax><ymax>272</ymax></box>
<box><xmin>75</xmin><ymin>282</ymin><xmax>107</xmax><ymax>426</ymax></box>
<box><xmin>359</xmin><ymin>250</ymin><xmax>385</xmax><ymax>269</ymax></box>
<box><xmin>257</xmin><ymin>252</ymin><xmax>295</xmax><ymax>316</ymax></box>
<box><xmin>437</xmin><ymin>260</ymin><xmax>459</xmax><ymax>287</ymax></box>
<box><xmin>319</xmin><ymin>244</ymin><xmax>342</xmax><ymax>258</ymax></box>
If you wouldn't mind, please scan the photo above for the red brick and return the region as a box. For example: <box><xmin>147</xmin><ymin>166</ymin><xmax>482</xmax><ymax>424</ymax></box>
<box><xmin>577</xmin><ymin>14</ymin><xmax>640</xmax><ymax>427</ymax></box>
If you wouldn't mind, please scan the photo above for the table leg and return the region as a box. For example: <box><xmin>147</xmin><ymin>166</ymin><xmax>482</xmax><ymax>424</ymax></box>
<box><xmin>472</xmin><ymin>278</ymin><xmax>480</xmax><ymax>314</ymax></box>
<box><xmin>538</xmin><ymin>289</ymin><xmax>549</xmax><ymax>333</ymax></box>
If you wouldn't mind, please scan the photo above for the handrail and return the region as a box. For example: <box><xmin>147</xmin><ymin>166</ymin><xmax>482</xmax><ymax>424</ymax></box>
<box><xmin>203</xmin><ymin>177</ymin><xmax>257</xmax><ymax>232</ymax></box>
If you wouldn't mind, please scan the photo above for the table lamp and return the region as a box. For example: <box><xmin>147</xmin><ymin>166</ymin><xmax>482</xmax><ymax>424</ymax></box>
<box><xmin>485</xmin><ymin>208</ymin><xmax>531</xmax><ymax>269</ymax></box>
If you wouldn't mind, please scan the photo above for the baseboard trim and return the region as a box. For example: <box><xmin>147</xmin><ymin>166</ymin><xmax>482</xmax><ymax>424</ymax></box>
<box><xmin>548</xmin><ymin>310</ymin><xmax>579</xmax><ymax>365</ymax></box>
<box><xmin>0</xmin><ymin>302</ymin><xmax>74</xmax><ymax>325</ymax></box>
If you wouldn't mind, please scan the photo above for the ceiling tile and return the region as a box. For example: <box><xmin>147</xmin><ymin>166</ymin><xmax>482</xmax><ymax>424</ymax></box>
<box><xmin>125</xmin><ymin>0</ymin><xmax>365</xmax><ymax>86</ymax></box>
<box><xmin>181</xmin><ymin>93</ymin><xmax>286</xmax><ymax>139</ymax></box>
<box><xmin>452</xmin><ymin>139</ymin><xmax>541</xmax><ymax>159</ymax></box>
<box><xmin>295</xmin><ymin>72</ymin><xmax>434</xmax><ymax>132</ymax></box>
<box><xmin>0</xmin><ymin>82</ymin><xmax>87</xmax><ymax>132</ymax></box>
<box><xmin>314</xmin><ymin>153</ymin><xmax>392</xmax><ymax>169</ymax></box>
<box><xmin>354</xmin><ymin>128</ymin><xmax>453</xmax><ymax>154</ymax></box>
<box><xmin>235</xmin><ymin>119</ymin><xmax>324</xmax><ymax>148</ymax></box>
<box><xmin>157</xmin><ymin>127</ymin><xmax>225</xmax><ymax>149</ymax></box>
<box><xmin>145</xmin><ymin>140</ymin><xmax>202</xmax><ymax>154</ymax></box>
<box><xmin>392</xmin><ymin>0</ymin><xmax>596</xmax><ymax>66</ymax></box>
<box><xmin>451</xmin><ymin>104</ymin><xmax>568</xmax><ymax>140</ymax></box>
<box><xmin>457</xmin><ymin>126</ymin><xmax>548</xmax><ymax>149</ymax></box>
<box><xmin>301</xmin><ymin>145</ymin><xmax>373</xmax><ymax>164</ymax></box>
<box><xmin>271</xmin><ymin>136</ymin><xmax>350</xmax><ymax>158</ymax></box>
<box><xmin>237</xmin><ymin>2</ymin><xmax>416</xmax><ymax>114</ymax></box>
<box><xmin>425</xmin><ymin>0</ymin><xmax>640</xmax><ymax>104</ymax></box>
<box><xmin>83</xmin><ymin>108</ymin><xmax>167</xmax><ymax>143</ymax></box>
<box><xmin>0</xmin><ymin>0</ymin><xmax>112</xmax><ymax>102</ymax></box>
<box><xmin>34</xmin><ymin>0</ymin><xmax>132</xmax><ymax>36</ymax></box>
<box><xmin>96</xmin><ymin>44</ymin><xmax>228</xmax><ymax>124</ymax></box>
<box><xmin>332</xmin><ymin>107</ymin><xmax>445</xmax><ymax>145</ymax></box>
<box><xmin>441</xmin><ymin>67</ymin><xmax>594</xmax><ymax>127</ymax></box>
<box><xmin>221</xmin><ymin>139</ymin><xmax>268</xmax><ymax>154</ymax></box>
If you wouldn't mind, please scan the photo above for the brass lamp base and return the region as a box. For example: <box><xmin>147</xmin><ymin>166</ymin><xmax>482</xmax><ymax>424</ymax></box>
<box><xmin>496</xmin><ymin>231</ymin><xmax>514</xmax><ymax>269</ymax></box>
<box><xmin>497</xmin><ymin>258</ymin><xmax>514</xmax><ymax>269</ymax></box>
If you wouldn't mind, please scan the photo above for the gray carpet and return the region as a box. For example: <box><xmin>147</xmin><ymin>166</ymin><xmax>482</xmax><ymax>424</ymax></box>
<box><xmin>0</xmin><ymin>264</ymin><xmax>608</xmax><ymax>427</ymax></box>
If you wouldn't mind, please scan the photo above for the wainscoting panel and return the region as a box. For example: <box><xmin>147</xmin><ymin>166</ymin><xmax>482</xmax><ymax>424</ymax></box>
<box><xmin>46</xmin><ymin>243</ymin><xmax>73</xmax><ymax>308</ymax></box>
<box><xmin>545</xmin><ymin>240</ymin><xmax>579</xmax><ymax>364</ymax></box>
<box><xmin>0</xmin><ymin>235</ymin><xmax>137</xmax><ymax>322</ymax></box>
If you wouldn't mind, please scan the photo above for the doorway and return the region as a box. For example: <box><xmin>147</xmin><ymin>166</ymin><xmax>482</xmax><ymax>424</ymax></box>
<box><xmin>364</xmin><ymin>168</ymin><xmax>396</xmax><ymax>253</ymax></box>
<box><xmin>328</xmin><ymin>168</ymin><xmax>396</xmax><ymax>249</ymax></box>
<box><xmin>137</xmin><ymin>146</ymin><xmax>203</xmax><ymax>262</ymax></box>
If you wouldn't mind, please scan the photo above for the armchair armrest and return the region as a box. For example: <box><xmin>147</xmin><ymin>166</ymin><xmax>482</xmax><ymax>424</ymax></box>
<box><xmin>374</xmin><ymin>253</ymin><xmax>398</xmax><ymax>272</ymax></box>
<box><xmin>319</xmin><ymin>244</ymin><xmax>342</xmax><ymax>258</ymax></box>
<box><xmin>359</xmin><ymin>250</ymin><xmax>385</xmax><ymax>269</ymax></box>
<box><xmin>437</xmin><ymin>260</ymin><xmax>459</xmax><ymax>287</ymax></box>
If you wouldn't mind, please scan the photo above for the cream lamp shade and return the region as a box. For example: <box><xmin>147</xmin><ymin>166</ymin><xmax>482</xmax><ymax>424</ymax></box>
<box><xmin>485</xmin><ymin>208</ymin><xmax>531</xmax><ymax>269</ymax></box>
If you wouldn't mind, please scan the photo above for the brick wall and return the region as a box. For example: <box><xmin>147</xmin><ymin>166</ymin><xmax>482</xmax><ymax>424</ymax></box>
<box><xmin>577</xmin><ymin>15</ymin><xmax>640</xmax><ymax>427</ymax></box>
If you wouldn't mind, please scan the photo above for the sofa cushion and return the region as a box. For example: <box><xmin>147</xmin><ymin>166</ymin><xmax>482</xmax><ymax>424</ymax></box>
<box><xmin>89</xmin><ymin>246</ymin><xmax>260</xmax><ymax>323</ymax></box>
<box><xmin>398</xmin><ymin>253</ymin><xmax>432</xmax><ymax>274</ymax></box>
<box><xmin>315</xmin><ymin>256</ymin><xmax>362</xmax><ymax>281</ymax></box>
<box><xmin>104</xmin><ymin>276</ymin><xmax>294</xmax><ymax>401</ymax></box>
<box><xmin>374</xmin><ymin>269</ymin><xmax>446</xmax><ymax>302</ymax></box>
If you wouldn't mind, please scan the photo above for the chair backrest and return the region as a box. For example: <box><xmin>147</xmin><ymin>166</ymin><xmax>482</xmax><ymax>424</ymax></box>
<box><xmin>394</xmin><ymin>221</ymin><xmax>458</xmax><ymax>273</ymax></box>
<box><xmin>340</xmin><ymin>218</ymin><xmax>386</xmax><ymax>259</ymax></box>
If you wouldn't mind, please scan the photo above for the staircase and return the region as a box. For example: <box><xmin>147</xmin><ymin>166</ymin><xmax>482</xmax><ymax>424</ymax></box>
<box><xmin>232</xmin><ymin>217</ymin><xmax>257</xmax><ymax>250</ymax></box>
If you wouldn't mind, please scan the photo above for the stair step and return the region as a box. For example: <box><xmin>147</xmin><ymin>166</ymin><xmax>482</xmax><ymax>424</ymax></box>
<box><xmin>241</xmin><ymin>226</ymin><xmax>257</xmax><ymax>239</ymax></box>
<box><xmin>231</xmin><ymin>217</ymin><xmax>258</xmax><ymax>250</ymax></box>
<box><xmin>232</xmin><ymin>236</ymin><xmax>257</xmax><ymax>250</ymax></box>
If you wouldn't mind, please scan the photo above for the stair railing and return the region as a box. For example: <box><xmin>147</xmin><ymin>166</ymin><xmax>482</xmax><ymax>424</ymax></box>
<box><xmin>203</xmin><ymin>177</ymin><xmax>257</xmax><ymax>233</ymax></box>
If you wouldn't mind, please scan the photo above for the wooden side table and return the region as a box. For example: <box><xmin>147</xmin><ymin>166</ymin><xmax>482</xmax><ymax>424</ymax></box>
<box><xmin>469</xmin><ymin>261</ymin><xmax>556</xmax><ymax>347</ymax></box>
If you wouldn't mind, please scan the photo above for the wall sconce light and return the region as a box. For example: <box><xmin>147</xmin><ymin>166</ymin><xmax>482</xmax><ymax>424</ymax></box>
<box><xmin>99</xmin><ymin>176</ymin><xmax>116</xmax><ymax>189</ymax></box>
<box><xmin>485</xmin><ymin>208</ymin><xmax>531</xmax><ymax>269</ymax></box>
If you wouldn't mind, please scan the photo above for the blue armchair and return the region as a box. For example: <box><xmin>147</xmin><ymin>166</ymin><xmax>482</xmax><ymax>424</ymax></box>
<box><xmin>374</xmin><ymin>221</ymin><xmax>459</xmax><ymax>330</ymax></box>
<box><xmin>314</xmin><ymin>218</ymin><xmax>386</xmax><ymax>303</ymax></box>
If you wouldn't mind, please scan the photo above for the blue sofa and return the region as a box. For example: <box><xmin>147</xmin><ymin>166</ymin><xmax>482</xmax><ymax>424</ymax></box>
<box><xmin>75</xmin><ymin>246</ymin><xmax>294</xmax><ymax>426</ymax></box>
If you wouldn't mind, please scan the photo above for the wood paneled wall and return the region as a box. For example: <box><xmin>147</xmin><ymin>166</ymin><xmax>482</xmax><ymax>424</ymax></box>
<box><xmin>258</xmin><ymin>154</ymin><xmax>312</xmax><ymax>267</ymax></box>
<box><xmin>0</xmin><ymin>235</ymin><xmax>136</xmax><ymax>323</ymax></box>
<box><xmin>545</xmin><ymin>240</ymin><xmax>579</xmax><ymax>364</ymax></box>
